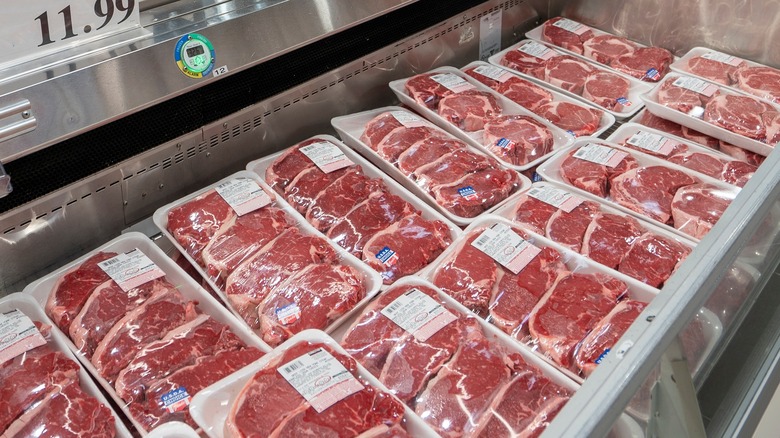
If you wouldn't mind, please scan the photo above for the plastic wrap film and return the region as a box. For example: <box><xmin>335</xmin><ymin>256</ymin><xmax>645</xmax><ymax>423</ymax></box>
<box><xmin>340</xmin><ymin>281</ymin><xmax>572</xmax><ymax>437</ymax></box>
<box><xmin>261</xmin><ymin>138</ymin><xmax>454</xmax><ymax>284</ymax></box>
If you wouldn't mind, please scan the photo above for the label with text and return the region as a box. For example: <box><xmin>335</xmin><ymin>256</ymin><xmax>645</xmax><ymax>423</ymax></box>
<box><xmin>390</xmin><ymin>111</ymin><xmax>428</xmax><ymax>128</ymax></box>
<box><xmin>215</xmin><ymin>178</ymin><xmax>272</xmax><ymax>216</ymax></box>
<box><xmin>701</xmin><ymin>51</ymin><xmax>744</xmax><ymax>67</ymax></box>
<box><xmin>430</xmin><ymin>73</ymin><xmax>476</xmax><ymax>93</ymax></box>
<box><xmin>551</xmin><ymin>18</ymin><xmax>590</xmax><ymax>35</ymax></box>
<box><xmin>473</xmin><ymin>65</ymin><xmax>514</xmax><ymax>83</ymax></box>
<box><xmin>98</xmin><ymin>248</ymin><xmax>165</xmax><ymax>291</ymax></box>
<box><xmin>518</xmin><ymin>41</ymin><xmax>556</xmax><ymax>60</ymax></box>
<box><xmin>276</xmin><ymin>303</ymin><xmax>302</xmax><ymax>326</ymax></box>
<box><xmin>381</xmin><ymin>288</ymin><xmax>457</xmax><ymax>341</ymax></box>
<box><xmin>573</xmin><ymin>143</ymin><xmax>629</xmax><ymax>168</ymax></box>
<box><xmin>375</xmin><ymin>247</ymin><xmax>399</xmax><ymax>267</ymax></box>
<box><xmin>458</xmin><ymin>186</ymin><xmax>478</xmax><ymax>200</ymax></box>
<box><xmin>527</xmin><ymin>185</ymin><xmax>584</xmax><ymax>213</ymax></box>
<box><xmin>672</xmin><ymin>76</ymin><xmax>719</xmax><ymax>97</ymax></box>
<box><xmin>300</xmin><ymin>141</ymin><xmax>354</xmax><ymax>173</ymax></box>
<box><xmin>0</xmin><ymin>310</ymin><xmax>46</xmax><ymax>364</ymax></box>
<box><xmin>471</xmin><ymin>223</ymin><xmax>542</xmax><ymax>274</ymax></box>
<box><xmin>161</xmin><ymin>387</ymin><xmax>191</xmax><ymax>413</ymax></box>
<box><xmin>626</xmin><ymin>131</ymin><xmax>678</xmax><ymax>156</ymax></box>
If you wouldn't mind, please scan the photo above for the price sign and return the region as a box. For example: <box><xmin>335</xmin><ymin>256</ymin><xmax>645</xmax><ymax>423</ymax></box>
<box><xmin>1</xmin><ymin>0</ymin><xmax>141</xmax><ymax>68</ymax></box>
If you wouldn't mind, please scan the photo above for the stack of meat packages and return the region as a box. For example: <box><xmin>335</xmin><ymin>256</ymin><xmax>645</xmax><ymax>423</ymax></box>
<box><xmin>463</xmin><ymin>64</ymin><xmax>605</xmax><ymax>137</ymax></box>
<box><xmin>557</xmin><ymin>142</ymin><xmax>735</xmax><ymax>239</ymax></box>
<box><xmin>360</xmin><ymin>110</ymin><xmax>521</xmax><ymax>217</ymax></box>
<box><xmin>0</xmin><ymin>317</ymin><xmax>116</xmax><ymax>437</ymax></box>
<box><xmin>166</xmin><ymin>182</ymin><xmax>368</xmax><ymax>346</ymax></box>
<box><xmin>263</xmin><ymin>138</ymin><xmax>452</xmax><ymax>284</ymax></box>
<box><xmin>681</xmin><ymin>51</ymin><xmax>780</xmax><ymax>104</ymax></box>
<box><xmin>341</xmin><ymin>283</ymin><xmax>572</xmax><ymax>437</ymax></box>
<box><xmin>44</xmin><ymin>253</ymin><xmax>264</xmax><ymax>431</ymax></box>
<box><xmin>402</xmin><ymin>72</ymin><xmax>557</xmax><ymax>167</ymax></box>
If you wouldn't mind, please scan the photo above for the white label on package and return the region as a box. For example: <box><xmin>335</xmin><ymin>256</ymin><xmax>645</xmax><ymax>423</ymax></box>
<box><xmin>527</xmin><ymin>186</ymin><xmax>584</xmax><ymax>213</ymax></box>
<box><xmin>473</xmin><ymin>65</ymin><xmax>514</xmax><ymax>83</ymax></box>
<box><xmin>380</xmin><ymin>288</ymin><xmax>458</xmax><ymax>341</ymax></box>
<box><xmin>701</xmin><ymin>51</ymin><xmax>744</xmax><ymax>67</ymax></box>
<box><xmin>551</xmin><ymin>18</ymin><xmax>590</xmax><ymax>35</ymax></box>
<box><xmin>626</xmin><ymin>131</ymin><xmax>678</xmax><ymax>156</ymax></box>
<box><xmin>471</xmin><ymin>223</ymin><xmax>542</xmax><ymax>274</ymax></box>
<box><xmin>390</xmin><ymin>111</ymin><xmax>428</xmax><ymax>128</ymax></box>
<box><xmin>518</xmin><ymin>41</ymin><xmax>556</xmax><ymax>60</ymax></box>
<box><xmin>0</xmin><ymin>310</ymin><xmax>46</xmax><ymax>364</ymax></box>
<box><xmin>215</xmin><ymin>178</ymin><xmax>272</xmax><ymax>216</ymax></box>
<box><xmin>431</xmin><ymin>73</ymin><xmax>476</xmax><ymax>93</ymax></box>
<box><xmin>161</xmin><ymin>387</ymin><xmax>191</xmax><ymax>413</ymax></box>
<box><xmin>573</xmin><ymin>143</ymin><xmax>629</xmax><ymax>168</ymax></box>
<box><xmin>300</xmin><ymin>141</ymin><xmax>354</xmax><ymax>173</ymax></box>
<box><xmin>98</xmin><ymin>248</ymin><xmax>166</xmax><ymax>292</ymax></box>
<box><xmin>278</xmin><ymin>347</ymin><xmax>364</xmax><ymax>413</ymax></box>
<box><xmin>672</xmin><ymin>77</ymin><xmax>719</xmax><ymax>97</ymax></box>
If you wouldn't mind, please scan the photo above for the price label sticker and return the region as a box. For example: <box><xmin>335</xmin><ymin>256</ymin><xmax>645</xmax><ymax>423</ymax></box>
<box><xmin>390</xmin><ymin>111</ymin><xmax>429</xmax><ymax>128</ymax></box>
<box><xmin>431</xmin><ymin>73</ymin><xmax>476</xmax><ymax>93</ymax></box>
<box><xmin>701</xmin><ymin>51</ymin><xmax>744</xmax><ymax>67</ymax></box>
<box><xmin>278</xmin><ymin>347</ymin><xmax>364</xmax><ymax>413</ymax></box>
<box><xmin>574</xmin><ymin>143</ymin><xmax>628</xmax><ymax>168</ymax></box>
<box><xmin>471</xmin><ymin>223</ymin><xmax>542</xmax><ymax>274</ymax></box>
<box><xmin>1</xmin><ymin>0</ymin><xmax>141</xmax><ymax>69</ymax></box>
<box><xmin>672</xmin><ymin>76</ymin><xmax>719</xmax><ymax>97</ymax></box>
<box><xmin>300</xmin><ymin>141</ymin><xmax>353</xmax><ymax>173</ymax></box>
<box><xmin>381</xmin><ymin>288</ymin><xmax>457</xmax><ymax>341</ymax></box>
<box><xmin>98</xmin><ymin>248</ymin><xmax>166</xmax><ymax>291</ymax></box>
<box><xmin>527</xmin><ymin>186</ymin><xmax>584</xmax><ymax>213</ymax></box>
<box><xmin>215</xmin><ymin>178</ymin><xmax>272</xmax><ymax>216</ymax></box>
<box><xmin>518</xmin><ymin>41</ymin><xmax>556</xmax><ymax>60</ymax></box>
<box><xmin>276</xmin><ymin>303</ymin><xmax>301</xmax><ymax>326</ymax></box>
<box><xmin>0</xmin><ymin>310</ymin><xmax>46</xmax><ymax>364</ymax></box>
<box><xmin>473</xmin><ymin>65</ymin><xmax>514</xmax><ymax>83</ymax></box>
<box><xmin>161</xmin><ymin>387</ymin><xmax>191</xmax><ymax>414</ymax></box>
<box><xmin>551</xmin><ymin>18</ymin><xmax>590</xmax><ymax>36</ymax></box>
<box><xmin>626</xmin><ymin>131</ymin><xmax>678</xmax><ymax>156</ymax></box>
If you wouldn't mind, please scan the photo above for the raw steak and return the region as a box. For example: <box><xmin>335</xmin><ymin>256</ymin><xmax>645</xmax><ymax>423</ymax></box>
<box><xmin>45</xmin><ymin>252</ymin><xmax>117</xmax><ymax>332</ymax></box>
<box><xmin>167</xmin><ymin>190</ymin><xmax>235</xmax><ymax>261</ymax></box>
<box><xmin>528</xmin><ymin>272</ymin><xmax>626</xmax><ymax>368</ymax></box>
<box><xmin>685</xmin><ymin>56</ymin><xmax>741</xmax><ymax>85</ymax></box>
<box><xmin>582</xmin><ymin>213</ymin><xmax>643</xmax><ymax>269</ymax></box>
<box><xmin>91</xmin><ymin>287</ymin><xmax>199</xmax><ymax>382</ymax></box>
<box><xmin>719</xmin><ymin>141</ymin><xmax>766</xmax><ymax>166</ymax></box>
<box><xmin>257</xmin><ymin>263</ymin><xmax>365</xmax><ymax>346</ymax></box>
<box><xmin>559</xmin><ymin>147</ymin><xmax>638</xmax><ymax>197</ymax></box>
<box><xmin>437</xmin><ymin>90</ymin><xmax>501</xmax><ymax>131</ymax></box>
<box><xmin>114</xmin><ymin>314</ymin><xmax>244</xmax><ymax>403</ymax></box>
<box><xmin>681</xmin><ymin>125</ymin><xmax>720</xmax><ymax>149</ymax></box>
<box><xmin>2</xmin><ymin>383</ymin><xmax>115</xmax><ymax>438</ymax></box>
<box><xmin>582</xmin><ymin>71</ymin><xmax>631</xmax><ymax>111</ymax></box>
<box><xmin>545</xmin><ymin>200</ymin><xmax>599</xmax><ymax>252</ymax></box>
<box><xmin>722</xmin><ymin>160</ymin><xmax>757</xmax><ymax>187</ymax></box>
<box><xmin>413</xmin><ymin>149</ymin><xmax>494</xmax><ymax>189</ymax></box>
<box><xmin>396</xmin><ymin>137</ymin><xmax>462</xmax><ymax>176</ymax></box>
<box><xmin>610</xmin><ymin>166</ymin><xmax>698</xmax><ymax>223</ymax></box>
<box><xmin>361</xmin><ymin>112</ymin><xmax>407</xmax><ymax>149</ymax></box>
<box><xmin>512</xmin><ymin>194</ymin><xmax>560</xmax><ymax>234</ymax></box>
<box><xmin>533</xmin><ymin>101</ymin><xmax>602</xmax><ymax>136</ymax></box>
<box><xmin>488</xmin><ymin>247</ymin><xmax>566</xmax><ymax>337</ymax></box>
<box><xmin>667</xmin><ymin>151</ymin><xmax>753</xmax><ymax>186</ymax></box>
<box><xmin>582</xmin><ymin>34</ymin><xmax>637</xmax><ymax>64</ymax></box>
<box><xmin>405</xmin><ymin>74</ymin><xmax>457</xmax><ymax>109</ymax></box>
<box><xmin>225</xmin><ymin>227</ymin><xmax>339</xmax><ymax>327</ymax></box>
<box><xmin>363</xmin><ymin>214</ymin><xmax>452</xmax><ymax>283</ymax></box>
<box><xmin>763</xmin><ymin>110</ymin><xmax>780</xmax><ymax>145</ymax></box>
<box><xmin>431</xmin><ymin>168</ymin><xmax>518</xmax><ymax>218</ymax></box>
<box><xmin>357</xmin><ymin>425</ymin><xmax>410</xmax><ymax>437</ymax></box>
<box><xmin>545</xmin><ymin>55</ymin><xmax>595</xmax><ymax>94</ymax></box>
<box><xmin>69</xmin><ymin>278</ymin><xmax>171</xmax><ymax>358</ymax></box>
<box><xmin>483</xmin><ymin>115</ymin><xmax>554</xmax><ymax>165</ymax></box>
<box><xmin>265</xmin><ymin>141</ymin><xmax>318</xmax><ymax>192</ymax></box>
<box><xmin>541</xmin><ymin>17</ymin><xmax>594</xmax><ymax>55</ymax></box>
<box><xmin>618</xmin><ymin>233</ymin><xmax>690</xmax><ymax>287</ymax></box>
<box><xmin>657</xmin><ymin>79</ymin><xmax>714</xmax><ymax>114</ymax></box>
<box><xmin>201</xmin><ymin>206</ymin><xmax>293</xmax><ymax>280</ymax></box>
<box><xmin>574</xmin><ymin>300</ymin><xmax>647</xmax><ymax>376</ymax></box>
<box><xmin>500</xmin><ymin>47</ymin><xmax>550</xmax><ymax>79</ymax></box>
<box><xmin>735</xmin><ymin>66</ymin><xmax>780</xmax><ymax>103</ymax></box>
<box><xmin>464</xmin><ymin>68</ymin><xmax>553</xmax><ymax>110</ymax></box>
<box><xmin>433</xmin><ymin>233</ymin><xmax>498</xmax><ymax>315</ymax></box>
<box><xmin>612</xmin><ymin>47</ymin><xmax>674</xmax><ymax>81</ymax></box>
<box><xmin>703</xmin><ymin>94</ymin><xmax>771</xmax><ymax>140</ymax></box>
<box><xmin>638</xmin><ymin>111</ymin><xmax>685</xmax><ymax>137</ymax></box>
<box><xmin>306</xmin><ymin>171</ymin><xmax>384</xmax><ymax>232</ymax></box>
<box><xmin>284</xmin><ymin>166</ymin><xmax>355</xmax><ymax>214</ymax></box>
<box><xmin>327</xmin><ymin>190</ymin><xmax>417</xmax><ymax>257</ymax></box>
<box><xmin>414</xmin><ymin>324</ymin><xmax>513</xmax><ymax>437</ymax></box>
<box><xmin>671</xmin><ymin>183</ymin><xmax>733</xmax><ymax>239</ymax></box>
<box><xmin>361</xmin><ymin>113</ymin><xmax>451</xmax><ymax>164</ymax></box>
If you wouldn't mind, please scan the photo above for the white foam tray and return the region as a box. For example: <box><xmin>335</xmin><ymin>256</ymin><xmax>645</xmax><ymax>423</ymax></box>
<box><xmin>387</xmin><ymin>66</ymin><xmax>575</xmax><ymax>171</ymax></box>
<box><xmin>461</xmin><ymin>60</ymin><xmax>617</xmax><ymax>138</ymax></box>
<box><xmin>146</xmin><ymin>421</ymin><xmax>201</xmax><ymax>438</ymax></box>
<box><xmin>606</xmin><ymin>122</ymin><xmax>753</xmax><ymax>187</ymax></box>
<box><xmin>189</xmin><ymin>329</ymin><xmax>441</xmax><ymax>438</ymax></box>
<box><xmin>488</xmin><ymin>39</ymin><xmax>654</xmax><ymax>119</ymax></box>
<box><xmin>331</xmin><ymin>106</ymin><xmax>532</xmax><ymax>227</ymax></box>
<box><xmin>639</xmin><ymin>73</ymin><xmax>778</xmax><ymax>156</ymax></box>
<box><xmin>0</xmin><ymin>293</ymin><xmax>133</xmax><ymax>438</ymax></box>
<box><xmin>670</xmin><ymin>47</ymin><xmax>780</xmax><ymax>105</ymax></box>
<box><xmin>536</xmin><ymin>138</ymin><xmax>742</xmax><ymax>241</ymax></box>
<box><xmin>246</xmin><ymin>134</ymin><xmax>462</xmax><ymax>283</ymax></box>
<box><xmin>151</xmin><ymin>171</ymin><xmax>383</xmax><ymax>343</ymax></box>
<box><xmin>331</xmin><ymin>276</ymin><xmax>643</xmax><ymax>437</ymax></box>
<box><xmin>22</xmin><ymin>232</ymin><xmax>272</xmax><ymax>435</ymax></box>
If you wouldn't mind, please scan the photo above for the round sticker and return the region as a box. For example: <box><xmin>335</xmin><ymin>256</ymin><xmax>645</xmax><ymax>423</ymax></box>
<box><xmin>174</xmin><ymin>33</ymin><xmax>215</xmax><ymax>78</ymax></box>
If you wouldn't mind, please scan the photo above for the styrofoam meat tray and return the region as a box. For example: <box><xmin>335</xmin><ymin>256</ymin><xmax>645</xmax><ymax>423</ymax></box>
<box><xmin>639</xmin><ymin>73</ymin><xmax>777</xmax><ymax>156</ymax></box>
<box><xmin>388</xmin><ymin>66</ymin><xmax>575</xmax><ymax>172</ymax></box>
<box><xmin>670</xmin><ymin>46</ymin><xmax>780</xmax><ymax>106</ymax></box>
<box><xmin>145</xmin><ymin>421</ymin><xmax>201</xmax><ymax>438</ymax></box>
<box><xmin>189</xmin><ymin>329</ymin><xmax>441</xmax><ymax>438</ymax></box>
<box><xmin>151</xmin><ymin>171</ymin><xmax>383</xmax><ymax>342</ymax></box>
<box><xmin>331</xmin><ymin>106</ymin><xmax>532</xmax><ymax>227</ymax></box>
<box><xmin>0</xmin><ymin>293</ymin><xmax>134</xmax><ymax>438</ymax></box>
<box><xmin>461</xmin><ymin>60</ymin><xmax>617</xmax><ymax>138</ymax></box>
<box><xmin>246</xmin><ymin>134</ymin><xmax>462</xmax><ymax>283</ymax></box>
<box><xmin>536</xmin><ymin>138</ymin><xmax>742</xmax><ymax>242</ymax></box>
<box><xmin>489</xmin><ymin>39</ymin><xmax>654</xmax><ymax>118</ymax></box>
<box><xmin>22</xmin><ymin>231</ymin><xmax>272</xmax><ymax>435</ymax></box>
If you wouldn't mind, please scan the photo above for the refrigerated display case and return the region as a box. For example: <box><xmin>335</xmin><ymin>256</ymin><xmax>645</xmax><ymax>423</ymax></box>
<box><xmin>0</xmin><ymin>0</ymin><xmax>778</xmax><ymax>436</ymax></box>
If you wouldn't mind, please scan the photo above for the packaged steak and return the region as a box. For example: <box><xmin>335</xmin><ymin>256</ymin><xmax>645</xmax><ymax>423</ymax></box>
<box><xmin>248</xmin><ymin>135</ymin><xmax>459</xmax><ymax>285</ymax></box>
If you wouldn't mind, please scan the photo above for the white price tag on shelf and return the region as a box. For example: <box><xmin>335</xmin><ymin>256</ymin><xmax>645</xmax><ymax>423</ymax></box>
<box><xmin>471</xmin><ymin>223</ymin><xmax>541</xmax><ymax>274</ymax></box>
<box><xmin>98</xmin><ymin>248</ymin><xmax>166</xmax><ymax>291</ymax></box>
<box><xmin>574</xmin><ymin>143</ymin><xmax>629</xmax><ymax>168</ymax></box>
<box><xmin>215</xmin><ymin>178</ymin><xmax>272</xmax><ymax>216</ymax></box>
<box><xmin>0</xmin><ymin>310</ymin><xmax>46</xmax><ymax>364</ymax></box>
<box><xmin>1</xmin><ymin>0</ymin><xmax>141</xmax><ymax>68</ymax></box>
<box><xmin>381</xmin><ymin>288</ymin><xmax>457</xmax><ymax>341</ymax></box>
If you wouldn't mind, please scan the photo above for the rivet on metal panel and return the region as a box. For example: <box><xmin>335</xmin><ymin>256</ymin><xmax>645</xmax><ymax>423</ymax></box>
<box><xmin>141</xmin><ymin>192</ymin><xmax>147</xmax><ymax>198</ymax></box>
<box><xmin>158</xmin><ymin>183</ymin><xmax>164</xmax><ymax>190</ymax></box>
<box><xmin>176</xmin><ymin>143</ymin><xmax>182</xmax><ymax>150</ymax></box>
<box><xmin>647</xmin><ymin>315</ymin><xmax>656</xmax><ymax>322</ymax></box>
<box><xmin>21</xmin><ymin>111</ymin><xmax>31</xmax><ymax>119</ymax></box>
<box><xmin>222</xmin><ymin>122</ymin><xmax>228</xmax><ymax>130</ymax></box>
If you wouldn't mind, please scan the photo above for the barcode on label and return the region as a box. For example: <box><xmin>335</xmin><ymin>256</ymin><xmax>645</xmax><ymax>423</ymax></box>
<box><xmin>475</xmin><ymin>234</ymin><xmax>491</xmax><ymax>246</ymax></box>
<box><xmin>102</xmin><ymin>258</ymin><xmax>120</xmax><ymax>265</ymax></box>
<box><xmin>384</xmin><ymin>301</ymin><xmax>403</xmax><ymax>314</ymax></box>
<box><xmin>284</xmin><ymin>360</ymin><xmax>304</xmax><ymax>374</ymax></box>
